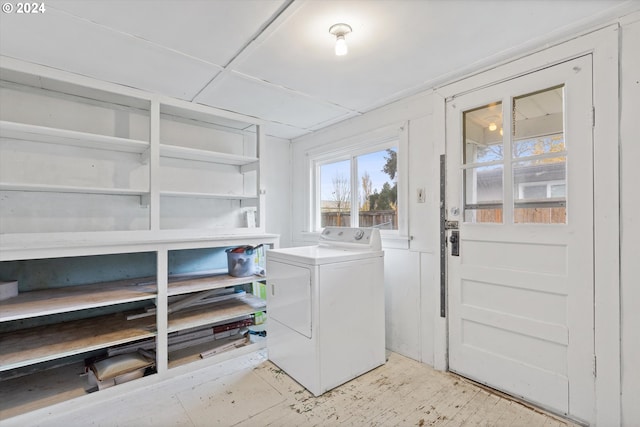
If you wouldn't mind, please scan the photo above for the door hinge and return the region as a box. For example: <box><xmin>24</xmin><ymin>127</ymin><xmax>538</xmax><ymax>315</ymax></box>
<box><xmin>591</xmin><ymin>106</ymin><xmax>596</xmax><ymax>128</ymax></box>
<box><xmin>593</xmin><ymin>354</ymin><xmax>597</xmax><ymax>377</ymax></box>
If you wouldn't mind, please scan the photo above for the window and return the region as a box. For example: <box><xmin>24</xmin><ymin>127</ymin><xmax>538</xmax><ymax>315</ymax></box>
<box><xmin>314</xmin><ymin>144</ymin><xmax>399</xmax><ymax>232</ymax></box>
<box><xmin>463</xmin><ymin>101</ymin><xmax>504</xmax><ymax>223</ymax></box>
<box><xmin>462</xmin><ymin>86</ymin><xmax>567</xmax><ymax>224</ymax></box>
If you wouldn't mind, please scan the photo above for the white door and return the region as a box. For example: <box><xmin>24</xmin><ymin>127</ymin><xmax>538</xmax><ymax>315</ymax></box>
<box><xmin>446</xmin><ymin>55</ymin><xmax>594</xmax><ymax>421</ymax></box>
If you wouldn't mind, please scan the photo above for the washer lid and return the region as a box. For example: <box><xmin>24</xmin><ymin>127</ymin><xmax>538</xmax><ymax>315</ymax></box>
<box><xmin>267</xmin><ymin>245</ymin><xmax>383</xmax><ymax>266</ymax></box>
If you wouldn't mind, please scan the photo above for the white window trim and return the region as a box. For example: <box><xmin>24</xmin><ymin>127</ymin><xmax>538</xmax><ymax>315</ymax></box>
<box><xmin>306</xmin><ymin>123</ymin><xmax>409</xmax><ymax>242</ymax></box>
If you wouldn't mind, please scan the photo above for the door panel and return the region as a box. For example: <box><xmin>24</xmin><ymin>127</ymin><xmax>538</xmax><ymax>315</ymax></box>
<box><xmin>266</xmin><ymin>260</ymin><xmax>312</xmax><ymax>338</ymax></box>
<box><xmin>446</xmin><ymin>55</ymin><xmax>594</xmax><ymax>421</ymax></box>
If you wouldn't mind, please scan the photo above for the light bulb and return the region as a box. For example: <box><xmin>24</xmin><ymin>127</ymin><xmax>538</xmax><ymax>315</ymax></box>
<box><xmin>489</xmin><ymin>122</ymin><xmax>497</xmax><ymax>132</ymax></box>
<box><xmin>335</xmin><ymin>35</ymin><xmax>348</xmax><ymax>56</ymax></box>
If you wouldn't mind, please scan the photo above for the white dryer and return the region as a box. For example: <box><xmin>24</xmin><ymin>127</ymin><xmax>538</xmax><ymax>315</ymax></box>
<box><xmin>266</xmin><ymin>227</ymin><xmax>385</xmax><ymax>396</ymax></box>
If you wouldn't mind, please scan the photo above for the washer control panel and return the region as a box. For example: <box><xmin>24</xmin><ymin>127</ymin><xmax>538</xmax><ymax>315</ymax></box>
<box><xmin>319</xmin><ymin>227</ymin><xmax>381</xmax><ymax>251</ymax></box>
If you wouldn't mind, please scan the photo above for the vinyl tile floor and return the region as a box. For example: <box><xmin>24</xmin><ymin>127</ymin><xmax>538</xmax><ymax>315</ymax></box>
<box><xmin>11</xmin><ymin>350</ymin><xmax>578</xmax><ymax>427</ymax></box>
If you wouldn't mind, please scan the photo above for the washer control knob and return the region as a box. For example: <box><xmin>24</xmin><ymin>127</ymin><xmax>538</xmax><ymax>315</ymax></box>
<box><xmin>354</xmin><ymin>229</ymin><xmax>365</xmax><ymax>240</ymax></box>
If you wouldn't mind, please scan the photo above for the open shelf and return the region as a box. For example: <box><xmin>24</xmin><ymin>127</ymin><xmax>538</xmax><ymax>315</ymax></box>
<box><xmin>0</xmin><ymin>182</ymin><xmax>149</xmax><ymax>196</ymax></box>
<box><xmin>167</xmin><ymin>293</ymin><xmax>265</xmax><ymax>333</ymax></box>
<box><xmin>0</xmin><ymin>63</ymin><xmax>271</xmax><ymax>420</ymax></box>
<box><xmin>168</xmin><ymin>332</ymin><xmax>263</xmax><ymax>369</ymax></box>
<box><xmin>159</xmin><ymin>191</ymin><xmax>257</xmax><ymax>200</ymax></box>
<box><xmin>0</xmin><ymin>121</ymin><xmax>149</xmax><ymax>154</ymax></box>
<box><xmin>0</xmin><ymin>278</ymin><xmax>157</xmax><ymax>322</ymax></box>
<box><xmin>160</xmin><ymin>144</ymin><xmax>258</xmax><ymax>166</ymax></box>
<box><xmin>0</xmin><ymin>312</ymin><xmax>156</xmax><ymax>371</ymax></box>
<box><xmin>0</xmin><ymin>361</ymin><xmax>89</xmax><ymax>420</ymax></box>
<box><xmin>168</xmin><ymin>274</ymin><xmax>264</xmax><ymax>297</ymax></box>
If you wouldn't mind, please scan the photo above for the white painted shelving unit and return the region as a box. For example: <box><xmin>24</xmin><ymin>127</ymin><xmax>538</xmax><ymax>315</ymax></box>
<box><xmin>0</xmin><ymin>58</ymin><xmax>277</xmax><ymax>421</ymax></box>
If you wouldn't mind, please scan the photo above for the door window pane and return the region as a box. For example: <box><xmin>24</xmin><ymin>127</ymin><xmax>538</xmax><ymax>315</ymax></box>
<box><xmin>513</xmin><ymin>157</ymin><xmax>566</xmax><ymax>224</ymax></box>
<box><xmin>358</xmin><ymin>148</ymin><xmax>398</xmax><ymax>230</ymax></box>
<box><xmin>463</xmin><ymin>101</ymin><xmax>503</xmax><ymax>223</ymax></box>
<box><xmin>319</xmin><ymin>160</ymin><xmax>350</xmax><ymax>227</ymax></box>
<box><xmin>464</xmin><ymin>102</ymin><xmax>503</xmax><ymax>164</ymax></box>
<box><xmin>464</xmin><ymin>165</ymin><xmax>503</xmax><ymax>223</ymax></box>
<box><xmin>512</xmin><ymin>86</ymin><xmax>566</xmax><ymax>224</ymax></box>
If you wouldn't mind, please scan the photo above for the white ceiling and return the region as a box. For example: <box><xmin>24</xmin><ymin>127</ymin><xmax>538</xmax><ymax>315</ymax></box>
<box><xmin>0</xmin><ymin>0</ymin><xmax>637</xmax><ymax>140</ymax></box>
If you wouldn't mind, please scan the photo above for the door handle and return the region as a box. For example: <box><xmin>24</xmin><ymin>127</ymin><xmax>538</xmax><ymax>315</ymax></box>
<box><xmin>450</xmin><ymin>231</ymin><xmax>460</xmax><ymax>256</ymax></box>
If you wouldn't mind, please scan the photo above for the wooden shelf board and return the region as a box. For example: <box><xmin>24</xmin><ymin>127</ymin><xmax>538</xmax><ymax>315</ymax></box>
<box><xmin>159</xmin><ymin>191</ymin><xmax>257</xmax><ymax>200</ymax></box>
<box><xmin>0</xmin><ymin>277</ymin><xmax>157</xmax><ymax>322</ymax></box>
<box><xmin>0</xmin><ymin>182</ymin><xmax>148</xmax><ymax>196</ymax></box>
<box><xmin>0</xmin><ymin>313</ymin><xmax>156</xmax><ymax>372</ymax></box>
<box><xmin>0</xmin><ymin>361</ymin><xmax>88</xmax><ymax>420</ymax></box>
<box><xmin>160</xmin><ymin>144</ymin><xmax>258</xmax><ymax>166</ymax></box>
<box><xmin>0</xmin><ymin>232</ymin><xmax>280</xmax><ymax>262</ymax></box>
<box><xmin>0</xmin><ymin>120</ymin><xmax>149</xmax><ymax>154</ymax></box>
<box><xmin>167</xmin><ymin>294</ymin><xmax>265</xmax><ymax>334</ymax></box>
<box><xmin>168</xmin><ymin>274</ymin><xmax>263</xmax><ymax>297</ymax></box>
<box><xmin>168</xmin><ymin>333</ymin><xmax>263</xmax><ymax>369</ymax></box>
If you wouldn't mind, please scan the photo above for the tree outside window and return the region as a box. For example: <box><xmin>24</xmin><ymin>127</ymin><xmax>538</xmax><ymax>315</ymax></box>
<box><xmin>319</xmin><ymin>146</ymin><xmax>398</xmax><ymax>230</ymax></box>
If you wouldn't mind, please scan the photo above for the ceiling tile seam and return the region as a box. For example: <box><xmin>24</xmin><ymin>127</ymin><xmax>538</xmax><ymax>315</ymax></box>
<box><xmin>261</xmin><ymin>111</ymin><xmax>362</xmax><ymax>140</ymax></box>
<box><xmin>214</xmin><ymin>0</ymin><xmax>305</xmax><ymax>71</ymax></box>
<box><xmin>220</xmin><ymin>0</ymin><xmax>297</xmax><ymax>70</ymax></box>
<box><xmin>189</xmin><ymin>100</ymin><xmax>270</xmax><ymax>127</ymax></box>
<box><xmin>307</xmin><ymin>111</ymin><xmax>363</xmax><ymax>131</ymax></box>
<box><xmin>192</xmin><ymin>69</ymin><xmax>354</xmax><ymax>132</ymax></box>
<box><xmin>260</xmin><ymin>117</ymin><xmax>317</xmax><ymax>136</ymax></box>
<box><xmin>190</xmin><ymin>0</ymin><xmax>302</xmax><ymax>104</ymax></box>
<box><xmin>264</xmin><ymin>119</ymin><xmax>309</xmax><ymax>130</ymax></box>
<box><xmin>46</xmin><ymin>4</ymin><xmax>225</xmax><ymax>71</ymax></box>
<box><xmin>224</xmin><ymin>70</ymin><xmax>360</xmax><ymax>115</ymax></box>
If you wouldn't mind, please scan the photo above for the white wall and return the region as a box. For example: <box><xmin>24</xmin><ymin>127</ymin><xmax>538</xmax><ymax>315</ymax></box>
<box><xmin>262</xmin><ymin>135</ymin><xmax>292</xmax><ymax>248</ymax></box>
<box><xmin>291</xmin><ymin>91</ymin><xmax>441</xmax><ymax>363</ymax></box>
<box><xmin>620</xmin><ymin>13</ymin><xmax>640</xmax><ymax>427</ymax></box>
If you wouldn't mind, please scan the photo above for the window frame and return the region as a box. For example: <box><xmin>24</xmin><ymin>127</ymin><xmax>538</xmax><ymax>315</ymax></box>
<box><xmin>307</xmin><ymin>124</ymin><xmax>408</xmax><ymax>240</ymax></box>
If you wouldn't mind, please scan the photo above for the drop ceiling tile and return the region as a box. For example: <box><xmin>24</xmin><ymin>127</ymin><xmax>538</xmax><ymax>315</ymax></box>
<box><xmin>196</xmin><ymin>72</ymin><xmax>353</xmax><ymax>129</ymax></box>
<box><xmin>48</xmin><ymin>0</ymin><xmax>288</xmax><ymax>66</ymax></box>
<box><xmin>233</xmin><ymin>0</ymin><xmax>630</xmax><ymax>112</ymax></box>
<box><xmin>0</xmin><ymin>8</ymin><xmax>221</xmax><ymax>100</ymax></box>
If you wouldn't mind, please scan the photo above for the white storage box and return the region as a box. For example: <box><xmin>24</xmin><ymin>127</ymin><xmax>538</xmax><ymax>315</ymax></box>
<box><xmin>0</xmin><ymin>281</ymin><xmax>18</xmax><ymax>301</ymax></box>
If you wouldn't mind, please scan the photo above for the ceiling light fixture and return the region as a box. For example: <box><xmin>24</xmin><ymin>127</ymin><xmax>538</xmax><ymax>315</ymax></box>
<box><xmin>329</xmin><ymin>23</ymin><xmax>352</xmax><ymax>56</ymax></box>
<box><xmin>488</xmin><ymin>122</ymin><xmax>497</xmax><ymax>131</ymax></box>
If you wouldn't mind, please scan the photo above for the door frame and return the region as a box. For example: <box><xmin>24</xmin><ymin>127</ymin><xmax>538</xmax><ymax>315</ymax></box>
<box><xmin>446</xmin><ymin>55</ymin><xmax>595</xmax><ymax>420</ymax></box>
<box><xmin>432</xmin><ymin>25</ymin><xmax>620</xmax><ymax>426</ymax></box>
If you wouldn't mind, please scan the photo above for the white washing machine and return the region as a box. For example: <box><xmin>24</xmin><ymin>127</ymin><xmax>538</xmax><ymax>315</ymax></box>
<box><xmin>266</xmin><ymin>227</ymin><xmax>385</xmax><ymax>396</ymax></box>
